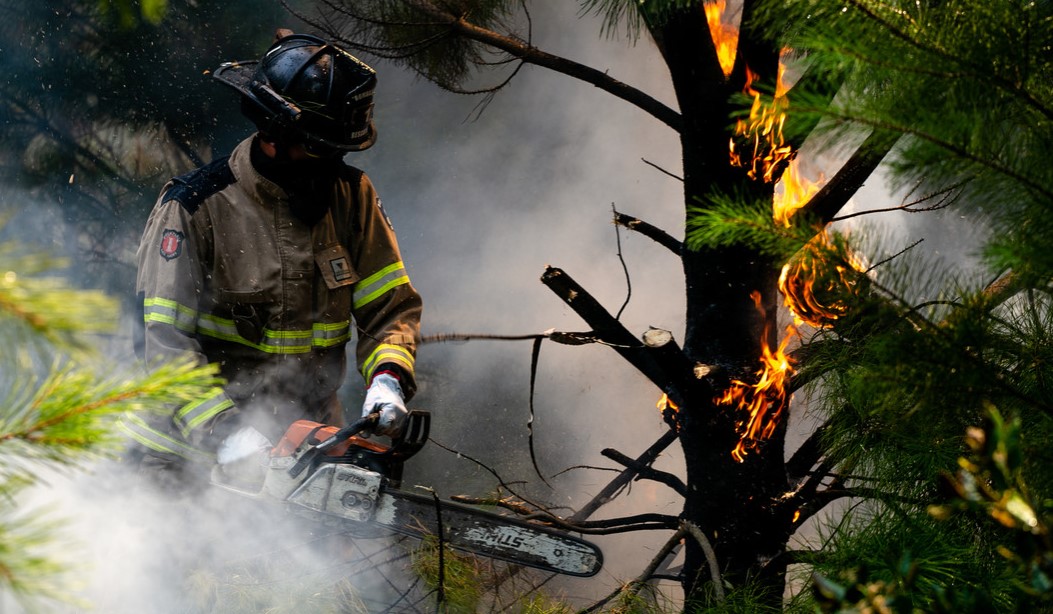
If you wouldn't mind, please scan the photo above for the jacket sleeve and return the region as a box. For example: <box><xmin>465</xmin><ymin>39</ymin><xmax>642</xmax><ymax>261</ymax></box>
<box><xmin>349</xmin><ymin>174</ymin><xmax>423</xmax><ymax>400</ymax></box>
<box><xmin>129</xmin><ymin>191</ymin><xmax>236</xmax><ymax>455</ymax></box>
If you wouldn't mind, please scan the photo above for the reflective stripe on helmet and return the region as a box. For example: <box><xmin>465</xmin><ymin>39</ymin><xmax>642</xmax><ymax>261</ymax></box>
<box><xmin>117</xmin><ymin>413</ymin><xmax>214</xmax><ymax>464</ymax></box>
<box><xmin>175</xmin><ymin>388</ymin><xmax>234</xmax><ymax>437</ymax></box>
<box><xmin>143</xmin><ymin>296</ymin><xmax>352</xmax><ymax>353</ymax></box>
<box><xmin>352</xmin><ymin>262</ymin><xmax>410</xmax><ymax>310</ymax></box>
<box><xmin>362</xmin><ymin>343</ymin><xmax>415</xmax><ymax>382</ymax></box>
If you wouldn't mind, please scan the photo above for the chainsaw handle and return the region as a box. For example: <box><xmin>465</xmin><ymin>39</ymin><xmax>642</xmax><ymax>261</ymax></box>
<box><xmin>287</xmin><ymin>414</ymin><xmax>377</xmax><ymax>478</ymax></box>
<box><xmin>314</xmin><ymin>413</ymin><xmax>378</xmax><ymax>453</ymax></box>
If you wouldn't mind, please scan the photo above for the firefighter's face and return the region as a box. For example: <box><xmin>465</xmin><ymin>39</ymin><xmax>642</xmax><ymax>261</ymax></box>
<box><xmin>261</xmin><ymin>136</ymin><xmax>344</xmax><ymax>162</ymax></box>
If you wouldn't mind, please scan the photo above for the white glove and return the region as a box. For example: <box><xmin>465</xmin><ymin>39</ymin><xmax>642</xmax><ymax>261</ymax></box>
<box><xmin>216</xmin><ymin>426</ymin><xmax>272</xmax><ymax>465</ymax></box>
<box><xmin>361</xmin><ymin>373</ymin><xmax>407</xmax><ymax>437</ymax></box>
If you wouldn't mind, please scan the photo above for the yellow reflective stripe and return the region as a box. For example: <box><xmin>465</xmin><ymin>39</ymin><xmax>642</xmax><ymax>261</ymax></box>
<box><xmin>142</xmin><ymin>295</ymin><xmax>351</xmax><ymax>353</ymax></box>
<box><xmin>143</xmin><ymin>297</ymin><xmax>198</xmax><ymax>332</ymax></box>
<box><xmin>362</xmin><ymin>343</ymin><xmax>415</xmax><ymax>381</ymax></box>
<box><xmin>353</xmin><ymin>262</ymin><xmax>410</xmax><ymax>310</ymax></box>
<box><xmin>116</xmin><ymin>413</ymin><xmax>214</xmax><ymax>464</ymax></box>
<box><xmin>175</xmin><ymin>388</ymin><xmax>234</xmax><ymax>437</ymax></box>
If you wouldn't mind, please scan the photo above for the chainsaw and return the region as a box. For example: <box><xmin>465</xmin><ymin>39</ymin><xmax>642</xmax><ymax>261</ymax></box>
<box><xmin>210</xmin><ymin>410</ymin><xmax>603</xmax><ymax>577</ymax></box>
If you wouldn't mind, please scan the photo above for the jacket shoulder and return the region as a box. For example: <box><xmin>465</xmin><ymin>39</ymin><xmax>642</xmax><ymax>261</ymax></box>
<box><xmin>162</xmin><ymin>156</ymin><xmax>235</xmax><ymax>214</ymax></box>
<box><xmin>337</xmin><ymin>163</ymin><xmax>365</xmax><ymax>191</ymax></box>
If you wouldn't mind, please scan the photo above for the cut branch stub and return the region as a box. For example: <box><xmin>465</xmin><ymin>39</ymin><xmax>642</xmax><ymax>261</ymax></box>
<box><xmin>614</xmin><ymin>212</ymin><xmax>683</xmax><ymax>255</ymax></box>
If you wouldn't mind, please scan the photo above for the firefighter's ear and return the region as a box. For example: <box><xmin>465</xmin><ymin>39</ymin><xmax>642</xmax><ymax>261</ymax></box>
<box><xmin>274</xmin><ymin>28</ymin><xmax>295</xmax><ymax>42</ymax></box>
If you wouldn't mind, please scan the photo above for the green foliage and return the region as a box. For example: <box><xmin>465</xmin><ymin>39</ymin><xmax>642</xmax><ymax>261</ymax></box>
<box><xmin>305</xmin><ymin>0</ymin><xmax>519</xmax><ymax>93</ymax></box>
<box><xmin>756</xmin><ymin>0</ymin><xmax>1053</xmax><ymax>282</ymax></box>
<box><xmin>98</xmin><ymin>0</ymin><xmax>169</xmax><ymax>28</ymax></box>
<box><xmin>685</xmin><ymin>191</ymin><xmax>813</xmax><ymax>259</ymax></box>
<box><xmin>0</xmin><ymin>238</ymin><xmax>219</xmax><ymax>610</ymax></box>
<box><xmin>725</xmin><ymin>1</ymin><xmax>1053</xmax><ymax>608</ymax></box>
<box><xmin>411</xmin><ymin>535</ymin><xmax>488</xmax><ymax>612</ymax></box>
<box><xmin>931</xmin><ymin>406</ymin><xmax>1053</xmax><ymax>606</ymax></box>
<box><xmin>0</xmin><ymin>227</ymin><xmax>117</xmax><ymax>354</ymax></box>
<box><xmin>578</xmin><ymin>0</ymin><xmax>696</xmax><ymax>40</ymax></box>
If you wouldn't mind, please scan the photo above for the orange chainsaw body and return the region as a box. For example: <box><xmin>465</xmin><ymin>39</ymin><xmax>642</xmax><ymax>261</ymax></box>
<box><xmin>272</xmin><ymin>420</ymin><xmax>389</xmax><ymax>458</ymax></box>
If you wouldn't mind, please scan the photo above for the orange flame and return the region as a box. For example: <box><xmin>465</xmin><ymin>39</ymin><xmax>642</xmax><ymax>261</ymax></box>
<box><xmin>729</xmin><ymin>68</ymin><xmax>793</xmax><ymax>183</ymax></box>
<box><xmin>699</xmin><ymin>19</ymin><xmax>862</xmax><ymax>461</ymax></box>
<box><xmin>773</xmin><ymin>159</ymin><xmax>823</xmax><ymax>227</ymax></box>
<box><xmin>657</xmin><ymin>393</ymin><xmax>679</xmax><ymax>412</ymax></box>
<box><xmin>657</xmin><ymin>393</ymin><xmax>680</xmax><ymax>430</ymax></box>
<box><xmin>780</xmin><ymin>230</ymin><xmax>866</xmax><ymax>328</ymax></box>
<box><xmin>717</xmin><ymin>292</ymin><xmax>796</xmax><ymax>462</ymax></box>
<box><xmin>705</xmin><ymin>0</ymin><xmax>738</xmax><ymax>78</ymax></box>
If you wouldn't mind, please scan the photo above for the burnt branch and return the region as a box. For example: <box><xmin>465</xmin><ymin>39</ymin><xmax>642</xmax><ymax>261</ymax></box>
<box><xmin>541</xmin><ymin>266</ymin><xmax>702</xmax><ymax>405</ymax></box>
<box><xmin>832</xmin><ymin>179</ymin><xmax>965</xmax><ymax>223</ymax></box>
<box><xmin>601</xmin><ymin>447</ymin><xmax>687</xmax><ymax>497</ymax></box>
<box><xmin>395</xmin><ymin>1</ymin><xmax>683</xmax><ymax>131</ymax></box>
<box><xmin>569</xmin><ymin>429</ymin><xmax>679</xmax><ymax>522</ymax></box>
<box><xmin>613</xmin><ymin>211</ymin><xmax>683</xmax><ymax>256</ymax></box>
<box><xmin>786</xmin><ymin>422</ymin><xmax>828</xmax><ymax>479</ymax></box>
<box><xmin>556</xmin><ymin>513</ymin><xmax>679</xmax><ymax>534</ymax></box>
<box><xmin>641</xmin><ymin>157</ymin><xmax>684</xmax><ymax>182</ymax></box>
<box><xmin>800</xmin><ymin>130</ymin><xmax>899</xmax><ymax>226</ymax></box>
<box><xmin>429</xmin><ymin>438</ymin><xmax>552</xmax><ymax>514</ymax></box>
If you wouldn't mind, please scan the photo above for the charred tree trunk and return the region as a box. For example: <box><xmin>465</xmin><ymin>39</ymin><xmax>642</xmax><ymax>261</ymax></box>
<box><xmin>651</xmin><ymin>3</ymin><xmax>795</xmax><ymax>605</ymax></box>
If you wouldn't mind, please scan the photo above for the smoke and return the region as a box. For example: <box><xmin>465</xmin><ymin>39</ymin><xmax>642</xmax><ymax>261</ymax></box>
<box><xmin>0</xmin><ymin>3</ymin><xmax>690</xmax><ymax>610</ymax></box>
<box><xmin>346</xmin><ymin>3</ymin><xmax>692</xmax><ymax>601</ymax></box>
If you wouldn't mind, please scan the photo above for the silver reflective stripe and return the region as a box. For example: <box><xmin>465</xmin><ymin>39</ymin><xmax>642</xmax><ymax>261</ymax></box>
<box><xmin>117</xmin><ymin>413</ymin><xmax>213</xmax><ymax>464</ymax></box>
<box><xmin>312</xmin><ymin>322</ymin><xmax>352</xmax><ymax>348</ymax></box>
<box><xmin>175</xmin><ymin>388</ymin><xmax>234</xmax><ymax>437</ymax></box>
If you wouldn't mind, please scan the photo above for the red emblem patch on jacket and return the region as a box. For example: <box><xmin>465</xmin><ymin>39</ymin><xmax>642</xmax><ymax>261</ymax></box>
<box><xmin>159</xmin><ymin>229</ymin><xmax>185</xmax><ymax>261</ymax></box>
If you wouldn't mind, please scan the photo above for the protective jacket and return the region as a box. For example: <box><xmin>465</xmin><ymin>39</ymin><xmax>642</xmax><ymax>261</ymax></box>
<box><xmin>121</xmin><ymin>136</ymin><xmax>422</xmax><ymax>462</ymax></box>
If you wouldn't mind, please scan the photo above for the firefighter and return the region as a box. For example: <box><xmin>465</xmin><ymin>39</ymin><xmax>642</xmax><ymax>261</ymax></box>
<box><xmin>121</xmin><ymin>31</ymin><xmax>422</xmax><ymax>482</ymax></box>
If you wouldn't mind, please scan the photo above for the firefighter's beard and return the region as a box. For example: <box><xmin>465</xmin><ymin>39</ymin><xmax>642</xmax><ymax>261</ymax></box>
<box><xmin>252</xmin><ymin>142</ymin><xmax>342</xmax><ymax>226</ymax></box>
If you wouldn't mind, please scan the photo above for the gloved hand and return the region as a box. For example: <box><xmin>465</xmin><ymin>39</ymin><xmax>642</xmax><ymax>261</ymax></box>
<box><xmin>361</xmin><ymin>373</ymin><xmax>407</xmax><ymax>437</ymax></box>
<box><xmin>216</xmin><ymin>426</ymin><xmax>272</xmax><ymax>486</ymax></box>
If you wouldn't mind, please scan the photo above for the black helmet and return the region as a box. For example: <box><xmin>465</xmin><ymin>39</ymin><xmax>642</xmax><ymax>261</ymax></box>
<box><xmin>213</xmin><ymin>33</ymin><xmax>377</xmax><ymax>154</ymax></box>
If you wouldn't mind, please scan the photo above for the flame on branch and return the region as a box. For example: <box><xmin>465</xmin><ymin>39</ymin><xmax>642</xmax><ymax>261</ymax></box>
<box><xmin>717</xmin><ymin>292</ymin><xmax>796</xmax><ymax>463</ymax></box>
<box><xmin>780</xmin><ymin>231</ymin><xmax>866</xmax><ymax>329</ymax></box>
<box><xmin>773</xmin><ymin>160</ymin><xmax>823</xmax><ymax>227</ymax></box>
<box><xmin>729</xmin><ymin>68</ymin><xmax>793</xmax><ymax>183</ymax></box>
<box><xmin>657</xmin><ymin>394</ymin><xmax>680</xmax><ymax>431</ymax></box>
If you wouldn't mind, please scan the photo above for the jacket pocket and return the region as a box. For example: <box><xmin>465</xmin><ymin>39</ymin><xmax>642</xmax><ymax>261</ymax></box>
<box><xmin>214</xmin><ymin>288</ymin><xmax>271</xmax><ymax>345</ymax></box>
<box><xmin>315</xmin><ymin>243</ymin><xmax>359</xmax><ymax>290</ymax></box>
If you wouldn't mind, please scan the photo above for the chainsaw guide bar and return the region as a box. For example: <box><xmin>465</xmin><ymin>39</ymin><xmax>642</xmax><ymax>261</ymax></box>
<box><xmin>212</xmin><ymin>412</ymin><xmax>603</xmax><ymax>577</ymax></box>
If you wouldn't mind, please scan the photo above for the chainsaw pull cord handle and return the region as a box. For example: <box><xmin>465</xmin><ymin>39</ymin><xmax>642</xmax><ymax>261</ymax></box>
<box><xmin>287</xmin><ymin>413</ymin><xmax>378</xmax><ymax>478</ymax></box>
